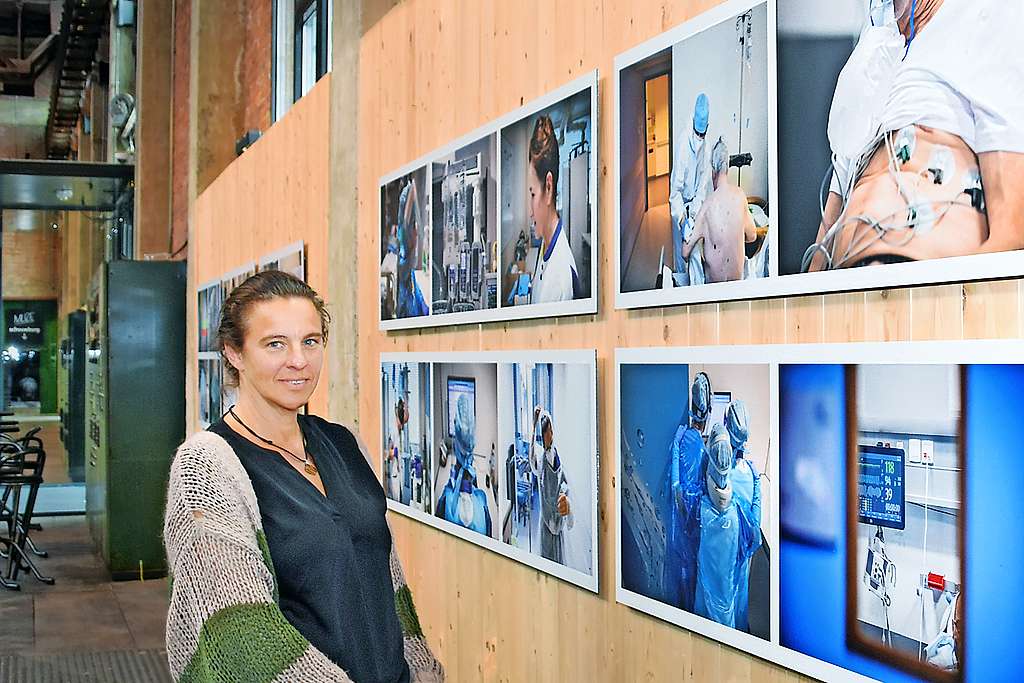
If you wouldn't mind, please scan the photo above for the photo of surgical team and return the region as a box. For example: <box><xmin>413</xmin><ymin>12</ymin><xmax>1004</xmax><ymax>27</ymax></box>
<box><xmin>620</xmin><ymin>363</ymin><xmax>772</xmax><ymax>639</ymax></box>
<box><xmin>380</xmin><ymin>166</ymin><xmax>431</xmax><ymax>320</ymax></box>
<box><xmin>197</xmin><ymin>283</ymin><xmax>222</xmax><ymax>353</ymax></box>
<box><xmin>777</xmin><ymin>0</ymin><xmax>1024</xmax><ymax>275</ymax></box>
<box><xmin>496</xmin><ymin>363</ymin><xmax>595</xmax><ymax>575</ymax></box>
<box><xmin>381</xmin><ymin>362</ymin><xmax>433</xmax><ymax>513</ymax></box>
<box><xmin>432</xmin><ymin>363</ymin><xmax>499</xmax><ymax>540</ymax></box>
<box><xmin>499</xmin><ymin>88</ymin><xmax>593</xmax><ymax>306</ymax></box>
<box><xmin>619</xmin><ymin>2</ymin><xmax>770</xmax><ymax>294</ymax></box>
<box><xmin>430</xmin><ymin>135</ymin><xmax>498</xmax><ymax>315</ymax></box>
<box><xmin>852</xmin><ymin>365</ymin><xmax>962</xmax><ymax>676</ymax></box>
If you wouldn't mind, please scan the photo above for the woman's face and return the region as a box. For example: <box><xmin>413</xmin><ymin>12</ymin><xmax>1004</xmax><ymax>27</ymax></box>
<box><xmin>227</xmin><ymin>297</ymin><xmax>324</xmax><ymax>412</ymax></box>
<box><xmin>527</xmin><ymin>163</ymin><xmax>554</xmax><ymax>238</ymax></box>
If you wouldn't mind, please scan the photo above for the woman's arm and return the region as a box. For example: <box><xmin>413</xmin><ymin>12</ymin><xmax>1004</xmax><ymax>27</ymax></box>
<box><xmin>388</xmin><ymin>542</ymin><xmax>447</xmax><ymax>683</ymax></box>
<box><xmin>164</xmin><ymin>435</ymin><xmax>353</xmax><ymax>682</ymax></box>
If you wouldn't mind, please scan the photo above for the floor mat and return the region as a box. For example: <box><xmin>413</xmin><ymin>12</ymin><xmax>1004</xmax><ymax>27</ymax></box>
<box><xmin>0</xmin><ymin>649</ymin><xmax>171</xmax><ymax>683</ymax></box>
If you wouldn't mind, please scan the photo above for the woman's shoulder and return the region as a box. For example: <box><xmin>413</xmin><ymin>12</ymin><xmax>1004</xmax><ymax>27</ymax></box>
<box><xmin>302</xmin><ymin>414</ymin><xmax>376</xmax><ymax>465</ymax></box>
<box><xmin>171</xmin><ymin>430</ymin><xmax>257</xmax><ymax>508</ymax></box>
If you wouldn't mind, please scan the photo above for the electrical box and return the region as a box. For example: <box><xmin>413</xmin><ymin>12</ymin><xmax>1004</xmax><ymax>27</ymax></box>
<box><xmin>85</xmin><ymin>260</ymin><xmax>186</xmax><ymax>579</ymax></box>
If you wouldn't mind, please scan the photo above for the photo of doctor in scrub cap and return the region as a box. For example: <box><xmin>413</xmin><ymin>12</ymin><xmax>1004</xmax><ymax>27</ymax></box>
<box><xmin>777</xmin><ymin>0</ymin><xmax>1024</xmax><ymax>275</ymax></box>
<box><xmin>619</xmin><ymin>361</ymin><xmax>772</xmax><ymax>640</ymax></box>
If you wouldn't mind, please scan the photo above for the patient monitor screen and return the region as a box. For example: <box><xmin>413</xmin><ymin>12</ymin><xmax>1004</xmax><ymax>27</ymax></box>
<box><xmin>858</xmin><ymin>445</ymin><xmax>905</xmax><ymax>531</ymax></box>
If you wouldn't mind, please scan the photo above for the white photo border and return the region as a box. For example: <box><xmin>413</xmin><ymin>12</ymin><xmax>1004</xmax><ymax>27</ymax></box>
<box><xmin>615</xmin><ymin>339</ymin><xmax>1024</xmax><ymax>683</ymax></box>
<box><xmin>379</xmin><ymin>71</ymin><xmax>600</xmax><ymax>331</ymax></box>
<box><xmin>380</xmin><ymin>349</ymin><xmax>600</xmax><ymax>593</ymax></box>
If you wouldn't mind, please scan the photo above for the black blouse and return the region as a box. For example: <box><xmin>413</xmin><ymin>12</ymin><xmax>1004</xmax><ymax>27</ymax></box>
<box><xmin>209</xmin><ymin>414</ymin><xmax>410</xmax><ymax>683</ymax></box>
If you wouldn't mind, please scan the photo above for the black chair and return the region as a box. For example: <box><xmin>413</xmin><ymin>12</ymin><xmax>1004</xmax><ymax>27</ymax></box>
<box><xmin>0</xmin><ymin>443</ymin><xmax>54</xmax><ymax>590</ymax></box>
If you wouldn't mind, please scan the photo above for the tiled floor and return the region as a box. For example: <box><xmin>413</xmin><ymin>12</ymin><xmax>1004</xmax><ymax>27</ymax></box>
<box><xmin>0</xmin><ymin>516</ymin><xmax>170</xmax><ymax>679</ymax></box>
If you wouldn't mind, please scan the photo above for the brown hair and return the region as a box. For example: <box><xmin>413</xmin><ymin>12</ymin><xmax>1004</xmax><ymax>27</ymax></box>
<box><xmin>217</xmin><ymin>270</ymin><xmax>330</xmax><ymax>385</ymax></box>
<box><xmin>529</xmin><ymin>114</ymin><xmax>559</xmax><ymax>205</ymax></box>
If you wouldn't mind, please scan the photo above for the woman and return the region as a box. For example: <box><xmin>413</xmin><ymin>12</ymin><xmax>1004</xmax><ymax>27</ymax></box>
<box><xmin>164</xmin><ymin>271</ymin><xmax>444</xmax><ymax>682</ymax></box>
<box><xmin>529</xmin><ymin>406</ymin><xmax>574</xmax><ymax>564</ymax></box>
<box><xmin>527</xmin><ymin>115</ymin><xmax>581</xmax><ymax>304</ymax></box>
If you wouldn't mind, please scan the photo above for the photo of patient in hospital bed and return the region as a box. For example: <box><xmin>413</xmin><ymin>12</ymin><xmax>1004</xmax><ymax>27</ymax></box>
<box><xmin>381</xmin><ymin>362</ymin><xmax>433</xmax><ymax>513</ymax></box>
<box><xmin>619</xmin><ymin>361</ymin><xmax>772</xmax><ymax>640</ymax></box>
<box><xmin>777</xmin><ymin>0</ymin><xmax>1024</xmax><ymax>275</ymax></box>
<box><xmin>496</xmin><ymin>362</ymin><xmax>595</xmax><ymax>576</ymax></box>
<box><xmin>618</xmin><ymin>0</ymin><xmax>771</xmax><ymax>294</ymax></box>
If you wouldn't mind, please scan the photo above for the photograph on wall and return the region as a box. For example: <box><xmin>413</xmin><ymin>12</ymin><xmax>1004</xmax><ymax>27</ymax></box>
<box><xmin>380</xmin><ymin>166</ymin><xmax>431</xmax><ymax>322</ymax></box>
<box><xmin>198</xmin><ymin>358</ymin><xmax>223</xmax><ymax>429</ymax></box>
<box><xmin>617</xmin><ymin>0</ymin><xmax>772</xmax><ymax>304</ymax></box>
<box><xmin>497</xmin><ymin>361</ymin><xmax>596</xmax><ymax>578</ymax></box>
<box><xmin>617</xmin><ymin>355</ymin><xmax>774</xmax><ymax>648</ymax></box>
<box><xmin>430</xmin><ymin>362</ymin><xmax>499</xmax><ymax>540</ymax></box>
<box><xmin>259</xmin><ymin>241</ymin><xmax>305</xmax><ymax>281</ymax></box>
<box><xmin>197</xmin><ymin>281</ymin><xmax>223</xmax><ymax>353</ymax></box>
<box><xmin>776</xmin><ymin>0</ymin><xmax>1024</xmax><ymax>285</ymax></box>
<box><xmin>381</xmin><ymin>362</ymin><xmax>433</xmax><ymax>513</ymax></box>
<box><xmin>499</xmin><ymin>82</ymin><xmax>595</xmax><ymax>310</ymax></box>
<box><xmin>430</xmin><ymin>134</ymin><xmax>498</xmax><ymax>316</ymax></box>
<box><xmin>773</xmin><ymin>343</ymin><xmax>1021</xmax><ymax>683</ymax></box>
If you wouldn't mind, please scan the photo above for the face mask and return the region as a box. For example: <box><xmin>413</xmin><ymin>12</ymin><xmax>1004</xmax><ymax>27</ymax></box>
<box><xmin>827</xmin><ymin>14</ymin><xmax>906</xmax><ymax>159</ymax></box>
<box><xmin>706</xmin><ymin>470</ymin><xmax>733</xmax><ymax>513</ymax></box>
<box><xmin>457</xmin><ymin>491</ymin><xmax>476</xmax><ymax>527</ymax></box>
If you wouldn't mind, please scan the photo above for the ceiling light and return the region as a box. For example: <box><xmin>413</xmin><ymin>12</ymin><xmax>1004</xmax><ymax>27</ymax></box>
<box><xmin>55</xmin><ymin>186</ymin><xmax>73</xmax><ymax>201</ymax></box>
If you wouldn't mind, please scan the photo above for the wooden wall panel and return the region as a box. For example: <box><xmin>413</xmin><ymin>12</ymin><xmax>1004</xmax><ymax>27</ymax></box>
<box><xmin>187</xmin><ymin>76</ymin><xmax>332</xmax><ymax>432</ymax></box>
<box><xmin>353</xmin><ymin>1</ymin><xmax>1023</xmax><ymax>681</ymax></box>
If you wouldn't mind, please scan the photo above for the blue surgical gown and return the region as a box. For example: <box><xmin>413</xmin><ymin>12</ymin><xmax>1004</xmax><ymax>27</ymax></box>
<box><xmin>666</xmin><ymin>424</ymin><xmax>706</xmax><ymax>611</ymax></box>
<box><xmin>436</xmin><ymin>468</ymin><xmax>491</xmax><ymax>536</ymax></box>
<box><xmin>396</xmin><ymin>272</ymin><xmax>429</xmax><ymax>318</ymax></box>
<box><xmin>729</xmin><ymin>457</ymin><xmax>759</xmax><ymax>632</ymax></box>
<box><xmin>694</xmin><ymin>466</ymin><xmax>761</xmax><ymax>629</ymax></box>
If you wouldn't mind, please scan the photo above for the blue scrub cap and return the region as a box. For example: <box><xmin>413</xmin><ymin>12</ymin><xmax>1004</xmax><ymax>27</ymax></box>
<box><xmin>693</xmin><ymin>93</ymin><xmax>709</xmax><ymax>136</ymax></box>
<box><xmin>707</xmin><ymin>422</ymin><xmax>733</xmax><ymax>488</ymax></box>
<box><xmin>725</xmin><ymin>400</ymin><xmax>750</xmax><ymax>451</ymax></box>
<box><xmin>691</xmin><ymin>372</ymin><xmax>712</xmax><ymax>424</ymax></box>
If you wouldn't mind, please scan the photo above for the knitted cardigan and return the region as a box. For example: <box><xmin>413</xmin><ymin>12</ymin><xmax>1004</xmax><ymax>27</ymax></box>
<box><xmin>163</xmin><ymin>430</ymin><xmax>445</xmax><ymax>682</ymax></box>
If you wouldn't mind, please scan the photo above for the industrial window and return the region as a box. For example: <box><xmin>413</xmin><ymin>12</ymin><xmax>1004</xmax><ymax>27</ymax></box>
<box><xmin>272</xmin><ymin>0</ymin><xmax>331</xmax><ymax>123</ymax></box>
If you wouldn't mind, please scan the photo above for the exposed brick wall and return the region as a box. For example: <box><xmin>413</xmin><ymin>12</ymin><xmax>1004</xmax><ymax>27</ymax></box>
<box><xmin>169</xmin><ymin>0</ymin><xmax>191</xmax><ymax>257</ymax></box>
<box><xmin>2</xmin><ymin>227</ymin><xmax>61</xmax><ymax>300</ymax></box>
<box><xmin>242</xmin><ymin>0</ymin><xmax>272</xmax><ymax>134</ymax></box>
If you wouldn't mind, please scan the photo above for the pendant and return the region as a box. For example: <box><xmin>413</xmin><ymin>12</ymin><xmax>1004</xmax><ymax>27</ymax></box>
<box><xmin>305</xmin><ymin>462</ymin><xmax>319</xmax><ymax>476</ymax></box>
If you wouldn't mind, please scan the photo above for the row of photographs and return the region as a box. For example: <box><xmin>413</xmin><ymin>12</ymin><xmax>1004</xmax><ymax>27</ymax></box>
<box><xmin>197</xmin><ymin>242</ymin><xmax>306</xmax><ymax>427</ymax></box>
<box><xmin>380</xmin><ymin>0</ymin><xmax>1024</xmax><ymax>331</ymax></box>
<box><xmin>385</xmin><ymin>341</ymin><xmax>1021</xmax><ymax>683</ymax></box>
<box><xmin>619</xmin><ymin>341</ymin><xmax>1021</xmax><ymax>683</ymax></box>
<box><xmin>379</xmin><ymin>74</ymin><xmax>598</xmax><ymax>331</ymax></box>
<box><xmin>380</xmin><ymin>351</ymin><xmax>599</xmax><ymax>592</ymax></box>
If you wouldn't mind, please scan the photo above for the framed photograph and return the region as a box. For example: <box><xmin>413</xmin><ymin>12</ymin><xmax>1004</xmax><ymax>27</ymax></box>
<box><xmin>381</xmin><ymin>350</ymin><xmax>599</xmax><ymax>592</ymax></box>
<box><xmin>616</xmin><ymin>0</ymin><xmax>1024</xmax><ymax>310</ymax></box>
<box><xmin>616</xmin><ymin>340</ymin><xmax>1024</xmax><ymax>682</ymax></box>
<box><xmin>259</xmin><ymin>240</ymin><xmax>306</xmax><ymax>281</ymax></box>
<box><xmin>379</xmin><ymin>71</ymin><xmax>599</xmax><ymax>330</ymax></box>
<box><xmin>616</xmin><ymin>348</ymin><xmax>778</xmax><ymax>660</ymax></box>
<box><xmin>615</xmin><ymin>0</ymin><xmax>776</xmax><ymax>308</ymax></box>
<box><xmin>380</xmin><ymin>165</ymin><xmax>432</xmax><ymax>323</ymax></box>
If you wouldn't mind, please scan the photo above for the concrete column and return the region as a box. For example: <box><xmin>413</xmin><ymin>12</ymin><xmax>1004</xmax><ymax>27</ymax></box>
<box><xmin>135</xmin><ymin>0</ymin><xmax>174</xmax><ymax>257</ymax></box>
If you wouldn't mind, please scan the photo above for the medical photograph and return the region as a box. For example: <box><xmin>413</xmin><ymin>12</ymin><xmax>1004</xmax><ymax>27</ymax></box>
<box><xmin>779</xmin><ymin>359</ymin><xmax>1024</xmax><ymax>682</ymax></box>
<box><xmin>619</xmin><ymin>361</ymin><xmax>772</xmax><ymax>641</ymax></box>
<box><xmin>618</xmin><ymin>0</ymin><xmax>770</xmax><ymax>296</ymax></box>
<box><xmin>381</xmin><ymin>362</ymin><xmax>433</xmax><ymax>513</ymax></box>
<box><xmin>380</xmin><ymin>166</ymin><xmax>431</xmax><ymax>321</ymax></box>
<box><xmin>777</xmin><ymin>0</ymin><xmax>1024</xmax><ymax>277</ymax></box>
<box><xmin>260</xmin><ymin>244</ymin><xmax>305</xmax><ymax>281</ymax></box>
<box><xmin>430</xmin><ymin>134</ymin><xmax>498</xmax><ymax>316</ymax></box>
<box><xmin>499</xmin><ymin>85</ymin><xmax>594</xmax><ymax>307</ymax></box>
<box><xmin>432</xmin><ymin>362</ymin><xmax>499</xmax><ymax>540</ymax></box>
<box><xmin>198</xmin><ymin>359</ymin><xmax>212</xmax><ymax>428</ymax></box>
<box><xmin>496</xmin><ymin>362</ymin><xmax>596</xmax><ymax>578</ymax></box>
